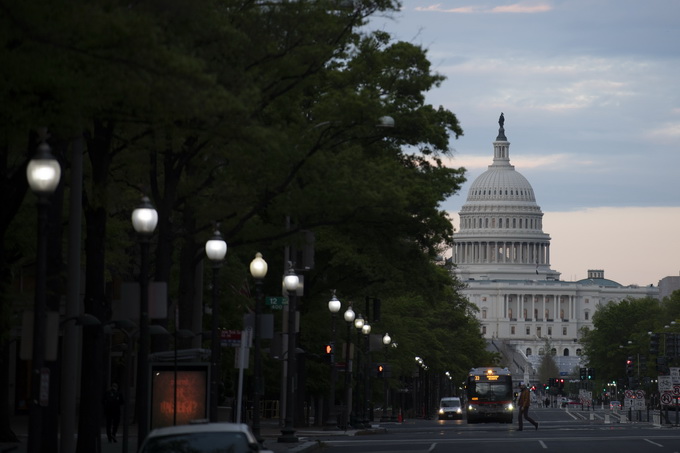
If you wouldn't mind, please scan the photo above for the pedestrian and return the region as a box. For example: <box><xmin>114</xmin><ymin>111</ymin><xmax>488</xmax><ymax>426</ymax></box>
<box><xmin>544</xmin><ymin>397</ymin><xmax>550</xmax><ymax>408</ymax></box>
<box><xmin>517</xmin><ymin>382</ymin><xmax>538</xmax><ymax>431</ymax></box>
<box><xmin>103</xmin><ymin>382</ymin><xmax>124</xmax><ymax>443</ymax></box>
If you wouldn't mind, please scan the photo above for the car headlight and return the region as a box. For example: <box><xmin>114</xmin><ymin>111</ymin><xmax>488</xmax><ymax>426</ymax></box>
<box><xmin>456</xmin><ymin>408</ymin><xmax>462</xmax><ymax>414</ymax></box>
<box><xmin>438</xmin><ymin>409</ymin><xmax>444</xmax><ymax>414</ymax></box>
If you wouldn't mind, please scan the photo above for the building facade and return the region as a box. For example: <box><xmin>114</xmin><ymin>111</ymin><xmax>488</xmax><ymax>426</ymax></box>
<box><xmin>451</xmin><ymin>117</ymin><xmax>659</xmax><ymax>381</ymax></box>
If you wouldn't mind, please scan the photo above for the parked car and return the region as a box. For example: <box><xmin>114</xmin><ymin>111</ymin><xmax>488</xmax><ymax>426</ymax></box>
<box><xmin>438</xmin><ymin>396</ymin><xmax>464</xmax><ymax>420</ymax></box>
<box><xmin>610</xmin><ymin>400</ymin><xmax>622</xmax><ymax>410</ymax></box>
<box><xmin>137</xmin><ymin>421</ymin><xmax>273</xmax><ymax>453</ymax></box>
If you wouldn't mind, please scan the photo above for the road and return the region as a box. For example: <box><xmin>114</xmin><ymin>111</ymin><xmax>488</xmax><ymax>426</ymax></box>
<box><xmin>314</xmin><ymin>406</ymin><xmax>680</xmax><ymax>453</ymax></box>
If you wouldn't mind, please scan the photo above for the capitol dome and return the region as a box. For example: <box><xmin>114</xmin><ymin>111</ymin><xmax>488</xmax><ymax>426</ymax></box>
<box><xmin>453</xmin><ymin>114</ymin><xmax>560</xmax><ymax>281</ymax></box>
<box><xmin>466</xmin><ymin>162</ymin><xmax>536</xmax><ymax>204</ymax></box>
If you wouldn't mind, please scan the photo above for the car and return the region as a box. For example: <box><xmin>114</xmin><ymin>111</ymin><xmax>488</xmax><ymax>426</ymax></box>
<box><xmin>137</xmin><ymin>421</ymin><xmax>274</xmax><ymax>453</ymax></box>
<box><xmin>610</xmin><ymin>400</ymin><xmax>622</xmax><ymax>410</ymax></box>
<box><xmin>438</xmin><ymin>396</ymin><xmax>464</xmax><ymax>420</ymax></box>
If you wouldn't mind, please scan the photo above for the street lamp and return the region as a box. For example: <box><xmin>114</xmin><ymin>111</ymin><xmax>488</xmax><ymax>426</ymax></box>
<box><xmin>341</xmin><ymin>305</ymin><xmax>355</xmax><ymax>430</ymax></box>
<box><xmin>352</xmin><ymin>314</ymin><xmax>365</xmax><ymax>427</ymax></box>
<box><xmin>26</xmin><ymin>137</ymin><xmax>61</xmax><ymax>453</ymax></box>
<box><xmin>131</xmin><ymin>196</ymin><xmax>158</xmax><ymax>447</ymax></box>
<box><xmin>205</xmin><ymin>229</ymin><xmax>227</xmax><ymax>422</ymax></box>
<box><xmin>326</xmin><ymin>291</ymin><xmax>341</xmax><ymax>429</ymax></box>
<box><xmin>361</xmin><ymin>321</ymin><xmax>371</xmax><ymax>427</ymax></box>
<box><xmin>249</xmin><ymin>252</ymin><xmax>268</xmax><ymax>443</ymax></box>
<box><xmin>279</xmin><ymin>263</ymin><xmax>299</xmax><ymax>443</ymax></box>
<box><xmin>380</xmin><ymin>333</ymin><xmax>391</xmax><ymax>422</ymax></box>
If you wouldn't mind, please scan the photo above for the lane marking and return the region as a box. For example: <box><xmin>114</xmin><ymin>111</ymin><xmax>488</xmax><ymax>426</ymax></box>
<box><xmin>428</xmin><ymin>443</ymin><xmax>437</xmax><ymax>452</ymax></box>
<box><xmin>564</xmin><ymin>410</ymin><xmax>579</xmax><ymax>420</ymax></box>
<box><xmin>539</xmin><ymin>440</ymin><xmax>547</xmax><ymax>449</ymax></box>
<box><xmin>644</xmin><ymin>438</ymin><xmax>663</xmax><ymax>447</ymax></box>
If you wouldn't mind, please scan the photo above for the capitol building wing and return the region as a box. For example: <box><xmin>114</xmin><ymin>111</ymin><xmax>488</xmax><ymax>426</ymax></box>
<box><xmin>451</xmin><ymin>115</ymin><xmax>659</xmax><ymax>381</ymax></box>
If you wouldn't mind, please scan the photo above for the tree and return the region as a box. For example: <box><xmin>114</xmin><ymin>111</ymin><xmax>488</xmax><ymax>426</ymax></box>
<box><xmin>580</xmin><ymin>297</ymin><xmax>662</xmax><ymax>384</ymax></box>
<box><xmin>0</xmin><ymin>0</ymin><xmax>484</xmax><ymax>447</ymax></box>
<box><xmin>537</xmin><ymin>339</ymin><xmax>560</xmax><ymax>384</ymax></box>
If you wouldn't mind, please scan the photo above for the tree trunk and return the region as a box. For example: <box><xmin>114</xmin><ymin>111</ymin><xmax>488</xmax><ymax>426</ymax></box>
<box><xmin>76</xmin><ymin>121</ymin><xmax>113</xmax><ymax>453</ymax></box>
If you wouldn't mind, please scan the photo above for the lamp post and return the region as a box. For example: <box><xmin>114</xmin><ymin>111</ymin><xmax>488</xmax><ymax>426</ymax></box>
<box><xmin>278</xmin><ymin>263</ymin><xmax>300</xmax><ymax>443</ymax></box>
<box><xmin>131</xmin><ymin>197</ymin><xmax>158</xmax><ymax>447</ymax></box>
<box><xmin>380</xmin><ymin>333</ymin><xmax>391</xmax><ymax>422</ymax></box>
<box><xmin>361</xmin><ymin>321</ymin><xmax>371</xmax><ymax>426</ymax></box>
<box><xmin>249</xmin><ymin>252</ymin><xmax>268</xmax><ymax>443</ymax></box>
<box><xmin>111</xmin><ymin>320</ymin><xmax>137</xmax><ymax>453</ymax></box>
<box><xmin>26</xmin><ymin>137</ymin><xmax>61</xmax><ymax>453</ymax></box>
<box><xmin>341</xmin><ymin>305</ymin><xmax>355</xmax><ymax>430</ymax></box>
<box><xmin>353</xmin><ymin>314</ymin><xmax>364</xmax><ymax>427</ymax></box>
<box><xmin>326</xmin><ymin>291</ymin><xmax>341</xmax><ymax>429</ymax></box>
<box><xmin>205</xmin><ymin>229</ymin><xmax>227</xmax><ymax>422</ymax></box>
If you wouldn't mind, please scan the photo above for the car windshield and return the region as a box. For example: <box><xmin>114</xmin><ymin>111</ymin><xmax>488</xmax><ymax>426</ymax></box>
<box><xmin>441</xmin><ymin>401</ymin><xmax>459</xmax><ymax>407</ymax></box>
<box><xmin>141</xmin><ymin>432</ymin><xmax>251</xmax><ymax>453</ymax></box>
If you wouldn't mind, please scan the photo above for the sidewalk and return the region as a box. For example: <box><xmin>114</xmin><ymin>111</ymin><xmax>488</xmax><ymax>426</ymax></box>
<box><xmin>0</xmin><ymin>416</ymin><xmax>375</xmax><ymax>453</ymax></box>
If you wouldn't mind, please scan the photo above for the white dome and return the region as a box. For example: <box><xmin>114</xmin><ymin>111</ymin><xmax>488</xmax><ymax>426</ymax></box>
<box><xmin>467</xmin><ymin>166</ymin><xmax>536</xmax><ymax>204</ymax></box>
<box><xmin>453</xmin><ymin>116</ymin><xmax>559</xmax><ymax>281</ymax></box>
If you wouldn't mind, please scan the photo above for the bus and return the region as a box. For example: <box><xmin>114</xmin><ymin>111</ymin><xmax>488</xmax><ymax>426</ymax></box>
<box><xmin>465</xmin><ymin>367</ymin><xmax>514</xmax><ymax>424</ymax></box>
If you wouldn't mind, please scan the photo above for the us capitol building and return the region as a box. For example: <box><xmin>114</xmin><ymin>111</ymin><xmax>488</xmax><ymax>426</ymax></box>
<box><xmin>451</xmin><ymin>114</ymin><xmax>660</xmax><ymax>382</ymax></box>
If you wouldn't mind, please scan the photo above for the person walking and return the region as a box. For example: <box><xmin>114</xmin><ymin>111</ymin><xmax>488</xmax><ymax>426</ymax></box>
<box><xmin>103</xmin><ymin>382</ymin><xmax>124</xmax><ymax>443</ymax></box>
<box><xmin>517</xmin><ymin>382</ymin><xmax>538</xmax><ymax>431</ymax></box>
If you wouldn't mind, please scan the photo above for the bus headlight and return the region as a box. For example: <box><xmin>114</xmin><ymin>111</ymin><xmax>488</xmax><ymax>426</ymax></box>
<box><xmin>467</xmin><ymin>405</ymin><xmax>477</xmax><ymax>412</ymax></box>
<box><xmin>505</xmin><ymin>403</ymin><xmax>514</xmax><ymax>411</ymax></box>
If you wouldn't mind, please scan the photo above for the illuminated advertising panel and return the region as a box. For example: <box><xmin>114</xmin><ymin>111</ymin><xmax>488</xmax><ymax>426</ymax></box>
<box><xmin>150</xmin><ymin>363</ymin><xmax>209</xmax><ymax>428</ymax></box>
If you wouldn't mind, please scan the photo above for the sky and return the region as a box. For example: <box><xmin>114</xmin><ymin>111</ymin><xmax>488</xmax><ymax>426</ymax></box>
<box><xmin>368</xmin><ymin>0</ymin><xmax>680</xmax><ymax>287</ymax></box>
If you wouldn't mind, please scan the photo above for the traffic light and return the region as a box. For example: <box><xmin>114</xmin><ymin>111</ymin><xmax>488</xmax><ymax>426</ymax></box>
<box><xmin>579</xmin><ymin>368</ymin><xmax>587</xmax><ymax>380</ymax></box>
<box><xmin>558</xmin><ymin>378</ymin><xmax>565</xmax><ymax>389</ymax></box>
<box><xmin>587</xmin><ymin>368</ymin><xmax>595</xmax><ymax>380</ymax></box>
<box><xmin>667</xmin><ymin>334</ymin><xmax>677</xmax><ymax>358</ymax></box>
<box><xmin>650</xmin><ymin>333</ymin><xmax>660</xmax><ymax>355</ymax></box>
<box><xmin>639</xmin><ymin>360</ymin><xmax>647</xmax><ymax>376</ymax></box>
<box><xmin>626</xmin><ymin>357</ymin><xmax>634</xmax><ymax>376</ymax></box>
<box><xmin>376</xmin><ymin>364</ymin><xmax>385</xmax><ymax>378</ymax></box>
<box><xmin>324</xmin><ymin>343</ymin><xmax>333</xmax><ymax>362</ymax></box>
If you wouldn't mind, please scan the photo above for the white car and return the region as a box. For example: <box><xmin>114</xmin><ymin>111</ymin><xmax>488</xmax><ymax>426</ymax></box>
<box><xmin>438</xmin><ymin>397</ymin><xmax>464</xmax><ymax>420</ymax></box>
<box><xmin>138</xmin><ymin>421</ymin><xmax>274</xmax><ymax>453</ymax></box>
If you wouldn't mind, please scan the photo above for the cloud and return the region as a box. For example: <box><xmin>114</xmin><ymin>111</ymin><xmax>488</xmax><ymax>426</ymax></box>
<box><xmin>442</xmin><ymin>153</ymin><xmax>577</xmax><ymax>171</ymax></box>
<box><xmin>415</xmin><ymin>2</ymin><xmax>552</xmax><ymax>14</ymax></box>
<box><xmin>645</xmin><ymin>122</ymin><xmax>680</xmax><ymax>142</ymax></box>
<box><xmin>492</xmin><ymin>3</ymin><xmax>552</xmax><ymax>13</ymax></box>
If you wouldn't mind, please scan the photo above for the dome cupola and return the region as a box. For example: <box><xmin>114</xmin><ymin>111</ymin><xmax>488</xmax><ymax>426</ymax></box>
<box><xmin>453</xmin><ymin>114</ymin><xmax>560</xmax><ymax>281</ymax></box>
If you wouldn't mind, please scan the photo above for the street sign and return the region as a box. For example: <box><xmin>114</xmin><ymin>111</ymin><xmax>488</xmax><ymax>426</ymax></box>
<box><xmin>265</xmin><ymin>296</ymin><xmax>288</xmax><ymax>310</ymax></box>
<box><xmin>659</xmin><ymin>375</ymin><xmax>672</xmax><ymax>392</ymax></box>
<box><xmin>671</xmin><ymin>367</ymin><xmax>680</xmax><ymax>384</ymax></box>
<box><xmin>221</xmin><ymin>329</ymin><xmax>241</xmax><ymax>347</ymax></box>
<box><xmin>661</xmin><ymin>393</ymin><xmax>673</xmax><ymax>405</ymax></box>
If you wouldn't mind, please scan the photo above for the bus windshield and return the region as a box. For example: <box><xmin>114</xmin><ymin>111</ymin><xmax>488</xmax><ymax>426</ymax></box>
<box><xmin>468</xmin><ymin>379</ymin><xmax>513</xmax><ymax>401</ymax></box>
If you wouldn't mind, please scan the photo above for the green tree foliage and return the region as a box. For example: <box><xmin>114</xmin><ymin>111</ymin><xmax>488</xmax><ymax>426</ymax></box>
<box><xmin>537</xmin><ymin>339</ymin><xmax>559</xmax><ymax>383</ymax></box>
<box><xmin>0</xmin><ymin>0</ymin><xmax>494</xmax><ymax>446</ymax></box>
<box><xmin>580</xmin><ymin>297</ymin><xmax>662</xmax><ymax>383</ymax></box>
